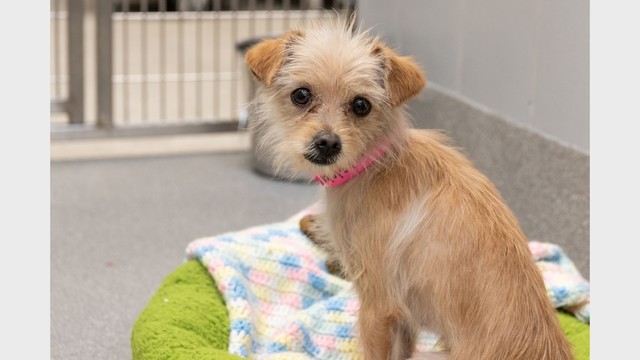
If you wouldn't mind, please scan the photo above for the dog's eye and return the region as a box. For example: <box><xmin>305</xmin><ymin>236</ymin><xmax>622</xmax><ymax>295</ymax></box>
<box><xmin>351</xmin><ymin>97</ymin><xmax>372</xmax><ymax>117</ymax></box>
<box><xmin>291</xmin><ymin>88</ymin><xmax>312</xmax><ymax>106</ymax></box>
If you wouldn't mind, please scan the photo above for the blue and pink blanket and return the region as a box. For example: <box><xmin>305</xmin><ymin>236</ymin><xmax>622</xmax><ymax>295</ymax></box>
<box><xmin>186</xmin><ymin>207</ymin><xmax>590</xmax><ymax>359</ymax></box>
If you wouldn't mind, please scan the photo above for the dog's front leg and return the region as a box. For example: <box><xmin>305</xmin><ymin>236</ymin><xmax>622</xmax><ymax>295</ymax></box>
<box><xmin>299</xmin><ymin>214</ymin><xmax>343</xmax><ymax>276</ymax></box>
<box><xmin>357</xmin><ymin>303</ymin><xmax>395</xmax><ymax>360</ymax></box>
<box><xmin>390</xmin><ymin>317</ymin><xmax>418</xmax><ymax>360</ymax></box>
<box><xmin>299</xmin><ymin>213</ymin><xmax>329</xmax><ymax>246</ymax></box>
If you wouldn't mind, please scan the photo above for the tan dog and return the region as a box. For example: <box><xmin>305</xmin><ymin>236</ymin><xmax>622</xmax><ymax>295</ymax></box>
<box><xmin>245</xmin><ymin>18</ymin><xmax>573</xmax><ymax>360</ymax></box>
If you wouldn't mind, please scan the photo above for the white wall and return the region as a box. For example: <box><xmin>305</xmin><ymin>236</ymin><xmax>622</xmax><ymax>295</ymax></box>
<box><xmin>359</xmin><ymin>0</ymin><xmax>589</xmax><ymax>152</ymax></box>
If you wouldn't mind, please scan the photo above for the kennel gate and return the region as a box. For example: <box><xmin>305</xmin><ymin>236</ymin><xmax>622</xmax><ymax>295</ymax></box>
<box><xmin>51</xmin><ymin>0</ymin><xmax>355</xmax><ymax>140</ymax></box>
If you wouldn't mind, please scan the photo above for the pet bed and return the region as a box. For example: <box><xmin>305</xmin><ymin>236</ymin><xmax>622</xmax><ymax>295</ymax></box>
<box><xmin>131</xmin><ymin>207</ymin><xmax>590</xmax><ymax>360</ymax></box>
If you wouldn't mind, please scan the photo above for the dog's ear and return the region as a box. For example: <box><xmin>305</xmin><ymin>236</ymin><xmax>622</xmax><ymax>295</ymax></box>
<box><xmin>374</xmin><ymin>44</ymin><xmax>426</xmax><ymax>107</ymax></box>
<box><xmin>245</xmin><ymin>30</ymin><xmax>303</xmax><ymax>85</ymax></box>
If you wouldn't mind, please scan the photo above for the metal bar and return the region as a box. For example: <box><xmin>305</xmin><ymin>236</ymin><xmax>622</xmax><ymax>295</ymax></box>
<box><xmin>178</xmin><ymin>6</ymin><xmax>185</xmax><ymax>121</ymax></box>
<box><xmin>141</xmin><ymin>0</ymin><xmax>148</xmax><ymax>122</ymax></box>
<box><xmin>283</xmin><ymin>0</ymin><xmax>290</xmax><ymax>30</ymax></box>
<box><xmin>67</xmin><ymin>0</ymin><xmax>84</xmax><ymax>124</ymax></box>
<box><xmin>96</xmin><ymin>0</ymin><xmax>113</xmax><ymax>128</ymax></box>
<box><xmin>302</xmin><ymin>0</ymin><xmax>309</xmax><ymax>25</ymax></box>
<box><xmin>54</xmin><ymin>0</ymin><xmax>62</xmax><ymax>98</ymax></box>
<box><xmin>231</xmin><ymin>0</ymin><xmax>238</xmax><ymax>119</ymax></box>
<box><xmin>113</xmin><ymin>71</ymin><xmax>238</xmax><ymax>83</ymax></box>
<box><xmin>196</xmin><ymin>6</ymin><xmax>202</xmax><ymax>119</ymax></box>
<box><xmin>159</xmin><ymin>0</ymin><xmax>167</xmax><ymax>121</ymax></box>
<box><xmin>122</xmin><ymin>0</ymin><xmax>130</xmax><ymax>123</ymax></box>
<box><xmin>111</xmin><ymin>10</ymin><xmax>326</xmax><ymax>21</ymax></box>
<box><xmin>213</xmin><ymin>0</ymin><xmax>221</xmax><ymax>120</ymax></box>
<box><xmin>51</xmin><ymin>122</ymin><xmax>239</xmax><ymax>141</ymax></box>
<box><xmin>244</xmin><ymin>0</ymin><xmax>257</xmax><ymax>122</ymax></box>
<box><xmin>266</xmin><ymin>0</ymin><xmax>274</xmax><ymax>34</ymax></box>
<box><xmin>248</xmin><ymin>0</ymin><xmax>256</xmax><ymax>37</ymax></box>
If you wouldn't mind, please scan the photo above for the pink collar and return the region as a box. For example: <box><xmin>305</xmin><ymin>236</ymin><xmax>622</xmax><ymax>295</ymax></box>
<box><xmin>314</xmin><ymin>139</ymin><xmax>391</xmax><ymax>187</ymax></box>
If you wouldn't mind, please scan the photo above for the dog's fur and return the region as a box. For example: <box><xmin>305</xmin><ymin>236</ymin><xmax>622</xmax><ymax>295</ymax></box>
<box><xmin>245</xmin><ymin>18</ymin><xmax>574</xmax><ymax>360</ymax></box>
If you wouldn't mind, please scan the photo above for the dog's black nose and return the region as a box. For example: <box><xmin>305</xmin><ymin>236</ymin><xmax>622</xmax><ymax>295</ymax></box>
<box><xmin>314</xmin><ymin>132</ymin><xmax>342</xmax><ymax>156</ymax></box>
<box><xmin>305</xmin><ymin>132</ymin><xmax>342</xmax><ymax>165</ymax></box>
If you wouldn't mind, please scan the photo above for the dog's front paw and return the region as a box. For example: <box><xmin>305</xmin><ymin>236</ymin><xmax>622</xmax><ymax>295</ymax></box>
<box><xmin>299</xmin><ymin>214</ymin><xmax>321</xmax><ymax>244</ymax></box>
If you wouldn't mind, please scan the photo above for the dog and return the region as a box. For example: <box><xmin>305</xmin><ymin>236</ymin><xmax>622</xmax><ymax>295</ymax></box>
<box><xmin>244</xmin><ymin>18</ymin><xmax>574</xmax><ymax>360</ymax></box>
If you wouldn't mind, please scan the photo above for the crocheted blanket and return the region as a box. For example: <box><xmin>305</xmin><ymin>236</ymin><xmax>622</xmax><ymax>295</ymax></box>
<box><xmin>186</xmin><ymin>208</ymin><xmax>590</xmax><ymax>359</ymax></box>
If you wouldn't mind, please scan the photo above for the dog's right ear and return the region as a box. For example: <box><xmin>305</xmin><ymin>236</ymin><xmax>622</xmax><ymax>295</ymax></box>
<box><xmin>245</xmin><ymin>30</ymin><xmax>303</xmax><ymax>85</ymax></box>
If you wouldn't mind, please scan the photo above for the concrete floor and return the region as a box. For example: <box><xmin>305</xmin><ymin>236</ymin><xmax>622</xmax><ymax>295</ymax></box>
<box><xmin>51</xmin><ymin>150</ymin><xmax>318</xmax><ymax>360</ymax></box>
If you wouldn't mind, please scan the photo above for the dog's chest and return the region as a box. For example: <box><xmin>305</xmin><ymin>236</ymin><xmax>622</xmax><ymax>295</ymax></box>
<box><xmin>324</xmin><ymin>196</ymin><xmax>357</xmax><ymax>240</ymax></box>
<box><xmin>323</xmin><ymin>186</ymin><xmax>396</xmax><ymax>249</ymax></box>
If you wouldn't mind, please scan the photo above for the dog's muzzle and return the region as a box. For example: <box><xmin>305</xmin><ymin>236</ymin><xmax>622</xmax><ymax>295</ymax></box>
<box><xmin>304</xmin><ymin>132</ymin><xmax>342</xmax><ymax>166</ymax></box>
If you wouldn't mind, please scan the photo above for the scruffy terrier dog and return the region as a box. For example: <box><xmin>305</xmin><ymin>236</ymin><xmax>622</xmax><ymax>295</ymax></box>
<box><xmin>245</xmin><ymin>19</ymin><xmax>573</xmax><ymax>360</ymax></box>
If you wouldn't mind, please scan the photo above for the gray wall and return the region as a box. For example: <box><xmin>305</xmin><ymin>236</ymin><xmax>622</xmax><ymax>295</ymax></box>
<box><xmin>359</xmin><ymin>0</ymin><xmax>589</xmax><ymax>152</ymax></box>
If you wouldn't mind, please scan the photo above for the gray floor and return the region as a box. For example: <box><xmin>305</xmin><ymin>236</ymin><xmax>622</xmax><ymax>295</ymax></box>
<box><xmin>51</xmin><ymin>151</ymin><xmax>318</xmax><ymax>360</ymax></box>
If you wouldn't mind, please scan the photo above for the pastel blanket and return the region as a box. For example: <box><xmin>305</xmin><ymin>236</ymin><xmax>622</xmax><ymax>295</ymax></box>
<box><xmin>186</xmin><ymin>209</ymin><xmax>590</xmax><ymax>359</ymax></box>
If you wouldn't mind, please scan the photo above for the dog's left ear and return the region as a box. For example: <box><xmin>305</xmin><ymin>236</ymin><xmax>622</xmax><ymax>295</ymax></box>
<box><xmin>245</xmin><ymin>30</ymin><xmax>303</xmax><ymax>85</ymax></box>
<box><xmin>374</xmin><ymin>44</ymin><xmax>426</xmax><ymax>107</ymax></box>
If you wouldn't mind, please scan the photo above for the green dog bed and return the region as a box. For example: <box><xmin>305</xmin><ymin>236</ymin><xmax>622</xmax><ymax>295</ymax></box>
<box><xmin>131</xmin><ymin>260</ymin><xmax>590</xmax><ymax>360</ymax></box>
